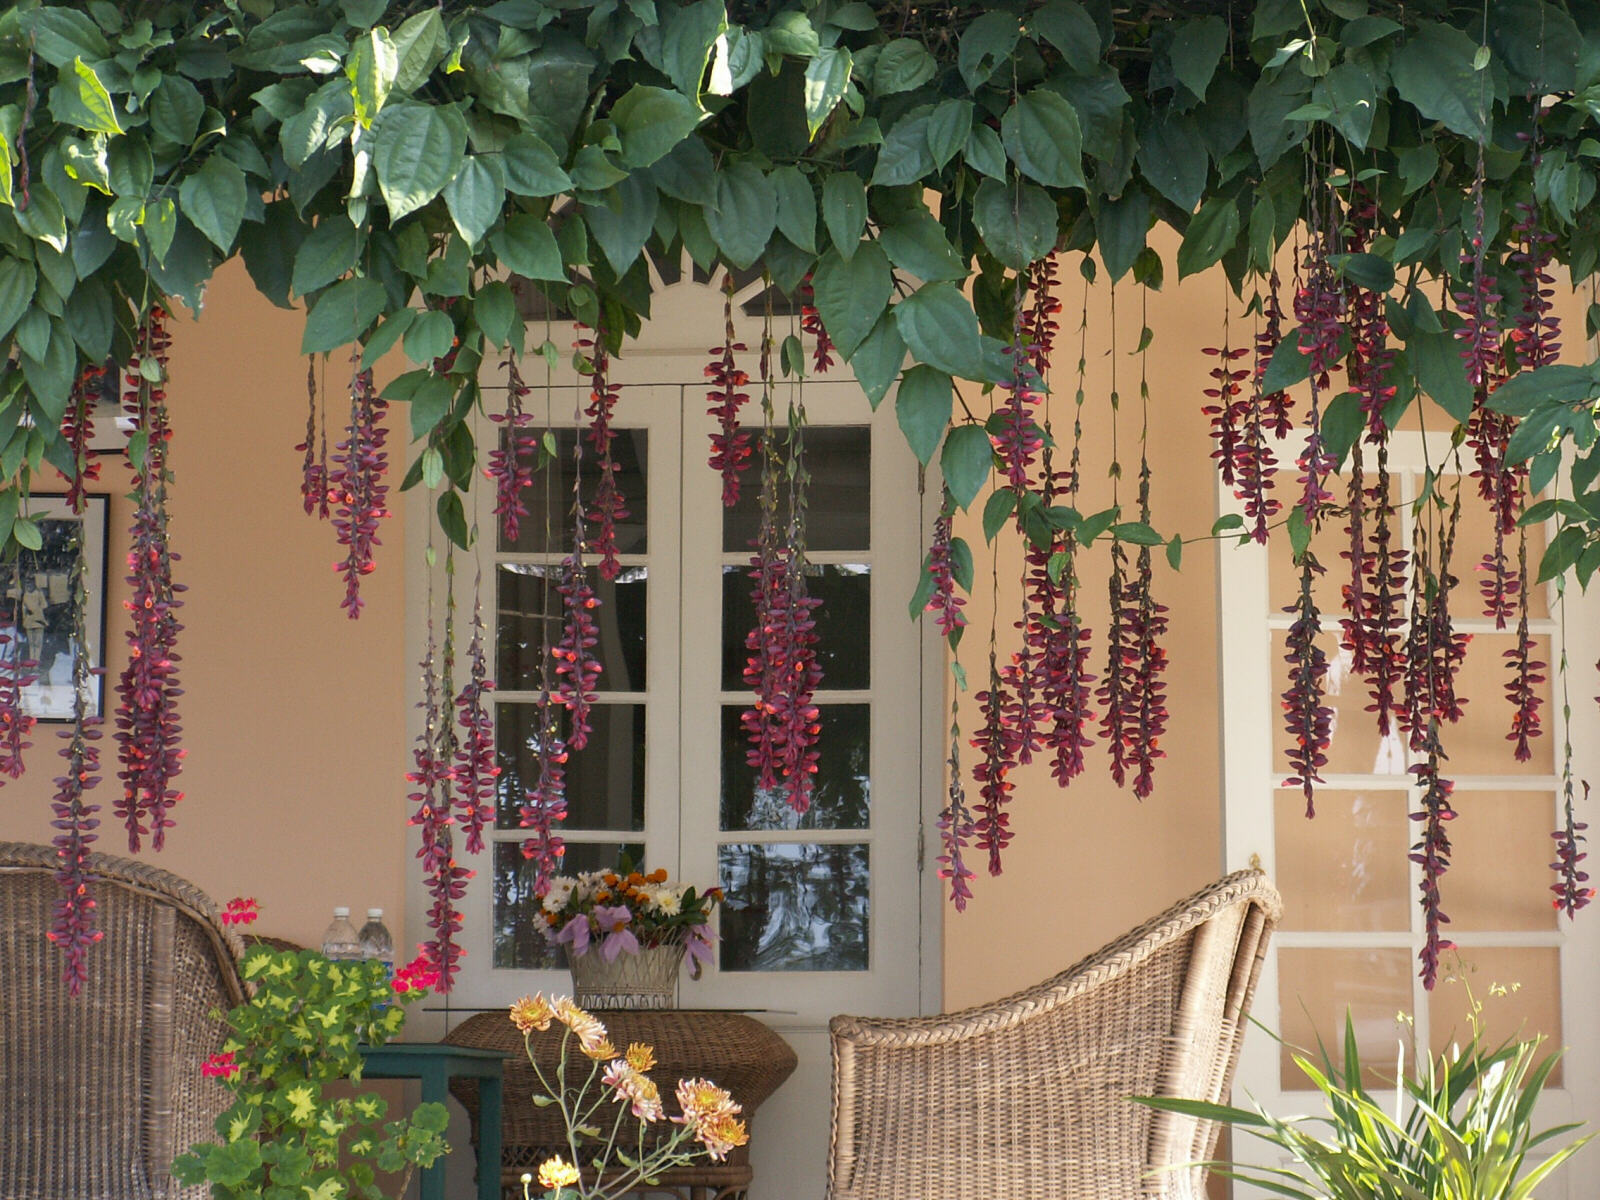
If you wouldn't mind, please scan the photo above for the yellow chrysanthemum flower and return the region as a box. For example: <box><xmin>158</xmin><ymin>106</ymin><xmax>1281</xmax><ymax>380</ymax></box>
<box><xmin>537</xmin><ymin>1156</ymin><xmax>581</xmax><ymax>1189</ymax></box>
<box><xmin>552</xmin><ymin>997</ymin><xmax>614</xmax><ymax>1058</ymax></box>
<box><xmin>603</xmin><ymin>1059</ymin><xmax>664</xmax><ymax>1122</ymax></box>
<box><xmin>625</xmin><ymin>1042</ymin><xmax>656</xmax><ymax>1072</ymax></box>
<box><xmin>694</xmin><ymin>1112</ymin><xmax>749</xmax><ymax>1161</ymax></box>
<box><xmin>509</xmin><ymin>994</ymin><xmax>554</xmax><ymax>1033</ymax></box>
<box><xmin>675</xmin><ymin>1077</ymin><xmax>738</xmax><ymax>1126</ymax></box>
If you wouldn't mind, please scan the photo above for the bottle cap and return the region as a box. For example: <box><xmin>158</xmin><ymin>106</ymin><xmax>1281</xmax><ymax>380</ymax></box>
<box><xmin>367</xmin><ymin>908</ymin><xmax>384</xmax><ymax>919</ymax></box>
<box><xmin>333</xmin><ymin>906</ymin><xmax>350</xmax><ymax>918</ymax></box>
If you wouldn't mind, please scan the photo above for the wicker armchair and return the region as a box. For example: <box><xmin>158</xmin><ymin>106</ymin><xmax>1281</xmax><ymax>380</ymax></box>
<box><xmin>827</xmin><ymin>869</ymin><xmax>1281</xmax><ymax>1200</ymax></box>
<box><xmin>0</xmin><ymin>841</ymin><xmax>246</xmax><ymax>1200</ymax></box>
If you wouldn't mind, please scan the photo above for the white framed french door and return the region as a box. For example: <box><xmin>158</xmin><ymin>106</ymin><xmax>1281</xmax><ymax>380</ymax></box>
<box><xmin>1218</xmin><ymin>430</ymin><xmax>1600</xmax><ymax>1197</ymax></box>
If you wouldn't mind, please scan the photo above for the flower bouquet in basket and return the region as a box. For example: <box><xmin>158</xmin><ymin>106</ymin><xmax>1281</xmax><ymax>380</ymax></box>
<box><xmin>511</xmin><ymin>993</ymin><xmax>748</xmax><ymax>1200</ymax></box>
<box><xmin>540</xmin><ymin>856</ymin><xmax>721</xmax><ymax>1003</ymax></box>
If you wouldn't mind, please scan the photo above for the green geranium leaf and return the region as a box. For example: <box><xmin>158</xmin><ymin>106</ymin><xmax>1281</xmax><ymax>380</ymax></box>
<box><xmin>292</xmin><ymin>215</ymin><xmax>360</xmax><ymax>297</ymax></box>
<box><xmin>500</xmin><ymin>133</ymin><xmax>572</xmax><ymax>198</ymax></box>
<box><xmin>1175</xmin><ymin>194</ymin><xmax>1239</xmax><ymax>279</ymax></box>
<box><xmin>959</xmin><ymin>10</ymin><xmax>1021</xmax><ymax>92</ymax></box>
<box><xmin>879</xmin><ymin>205</ymin><xmax>967</xmax><ymax>282</ymax></box>
<box><xmin>491</xmin><ymin>214</ymin><xmax>566</xmax><ymax>282</ymax></box>
<box><xmin>1409</xmin><ymin>328</ymin><xmax>1474</xmax><ymax>422</ymax></box>
<box><xmin>1169</xmin><ymin>17</ymin><xmax>1228</xmax><ymax>100</ymax></box>
<box><xmin>850</xmin><ymin>311</ymin><xmax>908</xmax><ymax>409</ymax></box>
<box><xmin>57</xmin><ymin>58</ymin><xmax>123</xmax><ymax>135</ymax></box>
<box><xmin>874</xmin><ymin>38</ymin><xmax>936</xmax><ymax>95</ymax></box>
<box><xmin>1390</xmin><ymin>22</ymin><xmax>1490</xmax><ymax>140</ymax></box>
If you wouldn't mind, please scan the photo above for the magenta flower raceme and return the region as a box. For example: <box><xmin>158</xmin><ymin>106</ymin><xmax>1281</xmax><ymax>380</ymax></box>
<box><xmin>799</xmin><ymin>275</ymin><xmax>835</xmax><ymax>375</ymax></box>
<box><xmin>706</xmin><ymin>279</ymin><xmax>754</xmax><ymax>506</ymax></box>
<box><xmin>1346</xmin><ymin>197</ymin><xmax>1398</xmax><ymax>443</ymax></box>
<box><xmin>0</xmin><ymin>621</ymin><xmax>36</xmax><ymax>782</ymax></box>
<box><xmin>992</xmin><ymin>345</ymin><xmax>1045</xmax><ymax>497</ymax></box>
<box><xmin>407</xmin><ymin>623</ymin><xmax>470</xmax><ymax>992</ymax></box>
<box><xmin>1359</xmin><ymin>454</ymin><xmax>1409</xmax><ymax>735</ymax></box>
<box><xmin>62</xmin><ymin>365</ymin><xmax>105</xmax><ymax>516</ymax></box>
<box><xmin>579</xmin><ymin>325</ymin><xmax>627</xmax><ymax>580</ymax></box>
<box><xmin>486</xmin><ymin>354</ymin><xmax>536</xmax><ymax>545</ymax></box>
<box><xmin>115</xmin><ymin>306</ymin><xmax>185</xmax><ymax>853</ymax></box>
<box><xmin>1339</xmin><ymin>452</ymin><xmax>1376</xmax><ymax>674</ymax></box>
<box><xmin>452</xmin><ymin>600</ymin><xmax>498</xmax><ymax>855</ymax></box>
<box><xmin>328</xmin><ymin>361</ymin><xmax>390</xmax><ymax>619</ymax></box>
<box><xmin>1292</xmin><ymin>226</ymin><xmax>1344</xmax><ymax>523</ymax></box>
<box><xmin>1202</xmin><ymin>341</ymin><xmax>1251</xmax><ymax>489</ymax></box>
<box><xmin>1410</xmin><ymin>737</ymin><xmax>1456</xmax><ymax>991</ymax></box>
<box><xmin>924</xmin><ymin>488</ymin><xmax>968</xmax><ymax>638</ymax></box>
<box><xmin>937</xmin><ymin>719</ymin><xmax>977</xmax><ymax>911</ymax></box>
<box><xmin>1236</xmin><ymin>274</ymin><xmax>1291</xmax><ymax>544</ymax></box>
<box><xmin>1282</xmin><ymin>556</ymin><xmax>1333</xmax><ymax>817</ymax></box>
<box><xmin>1401</xmin><ymin>507</ymin><xmax>1471</xmax><ymax>745</ymax></box>
<box><xmin>970</xmin><ymin>656</ymin><xmax>1018</xmax><ymax>875</ymax></box>
<box><xmin>1504</xmin><ymin>537</ymin><xmax>1544</xmax><ymax>763</ymax></box>
<box><xmin>554</xmin><ymin>550</ymin><xmax>601</xmax><ymax>751</ymax></box>
<box><xmin>1017</xmin><ymin>254</ymin><xmax>1062</xmax><ymax>379</ymax></box>
<box><xmin>519</xmin><ymin>684</ymin><xmax>568</xmax><ymax>896</ymax></box>
<box><xmin>1551</xmin><ymin>780</ymin><xmax>1594</xmax><ymax>918</ymax></box>
<box><xmin>1098</xmin><ymin>481</ymin><xmax>1170</xmax><ymax>799</ymax></box>
<box><xmin>295</xmin><ymin>360</ymin><xmax>330</xmax><ymax>520</ymax></box>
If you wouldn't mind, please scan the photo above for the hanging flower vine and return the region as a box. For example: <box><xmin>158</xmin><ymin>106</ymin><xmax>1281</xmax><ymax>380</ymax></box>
<box><xmin>328</xmin><ymin>358</ymin><xmax>390</xmax><ymax>619</ymax></box>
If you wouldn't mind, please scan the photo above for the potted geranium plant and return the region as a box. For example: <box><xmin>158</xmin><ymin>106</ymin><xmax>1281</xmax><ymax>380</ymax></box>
<box><xmin>540</xmin><ymin>856</ymin><xmax>722</xmax><ymax>1009</ymax></box>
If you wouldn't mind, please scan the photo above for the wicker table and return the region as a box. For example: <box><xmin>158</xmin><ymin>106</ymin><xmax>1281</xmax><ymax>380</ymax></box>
<box><xmin>444</xmin><ymin>1010</ymin><xmax>798</xmax><ymax>1200</ymax></box>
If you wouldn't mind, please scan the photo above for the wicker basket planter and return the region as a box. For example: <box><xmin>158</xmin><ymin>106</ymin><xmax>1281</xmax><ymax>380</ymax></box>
<box><xmin>566</xmin><ymin>943</ymin><xmax>684</xmax><ymax>1009</ymax></box>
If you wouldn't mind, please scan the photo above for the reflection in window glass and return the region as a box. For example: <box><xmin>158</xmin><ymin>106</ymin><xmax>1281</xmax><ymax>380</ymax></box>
<box><xmin>722</xmin><ymin>427</ymin><xmax>870</xmax><ymax>553</ymax></box>
<box><xmin>1277</xmin><ymin>947</ymin><xmax>1413</xmax><ymax>1089</ymax></box>
<box><xmin>495</xmin><ymin>703</ymin><xmax>645</xmax><ymax>830</ymax></box>
<box><xmin>494</xmin><ymin>840</ymin><xmax>645</xmax><ymax>969</ymax></box>
<box><xmin>497</xmin><ymin>564</ymin><xmax>648</xmax><ymax>692</ymax></box>
<box><xmin>499</xmin><ymin>427</ymin><xmax>649</xmax><ymax>555</ymax></box>
<box><xmin>720</xmin><ymin>564</ymin><xmax>870</xmax><ymax>691</ymax></box>
<box><xmin>717</xmin><ymin>842</ymin><xmax>869</xmax><ymax>971</ymax></box>
<box><xmin>721</xmin><ymin>705</ymin><xmax>870</xmax><ymax>831</ymax></box>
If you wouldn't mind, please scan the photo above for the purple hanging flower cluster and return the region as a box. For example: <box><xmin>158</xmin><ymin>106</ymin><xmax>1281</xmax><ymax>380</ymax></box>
<box><xmin>452</xmin><ymin>601</ymin><xmax>497</xmax><ymax>854</ymax></box>
<box><xmin>1292</xmin><ymin>228</ymin><xmax>1345</xmax><ymax>522</ymax></box>
<box><xmin>519</xmin><ymin>683</ymin><xmax>568</xmax><ymax>895</ymax></box>
<box><xmin>924</xmin><ymin>488</ymin><xmax>967</xmax><ymax>637</ymax></box>
<box><xmin>328</xmin><ymin>361</ymin><xmax>390</xmax><ymax>619</ymax></box>
<box><xmin>799</xmin><ymin>276</ymin><xmax>835</xmax><ymax>375</ymax></box>
<box><xmin>486</xmin><ymin>354</ymin><xmax>536</xmax><ymax>544</ymax></box>
<box><xmin>48</xmin><ymin>551</ymin><xmax>103</xmax><ymax>994</ymax></box>
<box><xmin>1401</xmin><ymin>510</ymin><xmax>1470</xmax><ymax>743</ymax></box>
<box><xmin>1237</xmin><ymin>275</ymin><xmax>1293</xmax><ymax>543</ymax></box>
<box><xmin>992</xmin><ymin>347</ymin><xmax>1044</xmax><ymax>496</ymax></box>
<box><xmin>937</xmin><ymin>719</ymin><xmax>977</xmax><ymax>911</ymax></box>
<box><xmin>295</xmin><ymin>360</ymin><xmax>330</xmax><ymax>520</ymax></box>
<box><xmin>408</xmin><ymin>626</ymin><xmax>470</xmax><ymax>992</ymax></box>
<box><xmin>1202</xmin><ymin>341</ymin><xmax>1252</xmax><ymax>488</ymax></box>
<box><xmin>62</xmin><ymin>364</ymin><xmax>104</xmax><ymax>515</ymax></box>
<box><xmin>1281</xmin><ymin>557</ymin><xmax>1332</xmax><ymax>816</ymax></box>
<box><xmin>1017</xmin><ymin>254</ymin><xmax>1062</xmax><ymax>377</ymax></box>
<box><xmin>743</xmin><ymin>538</ymin><xmax>823</xmax><ymax>813</ymax></box>
<box><xmin>580</xmin><ymin>327</ymin><xmax>627</xmax><ymax>579</ymax></box>
<box><xmin>554</xmin><ymin>552</ymin><xmax>601</xmax><ymax>751</ymax></box>
<box><xmin>706</xmin><ymin>280</ymin><xmax>754</xmax><ymax>506</ymax></box>
<box><xmin>0</xmin><ymin>619</ymin><xmax>35</xmax><ymax>781</ymax></box>
<box><xmin>1098</xmin><ymin>527</ymin><xmax>1169</xmax><ymax>797</ymax></box>
<box><xmin>1410</xmin><ymin>736</ymin><xmax>1457</xmax><ymax>990</ymax></box>
<box><xmin>1504</xmin><ymin>538</ymin><xmax>1544</xmax><ymax>762</ymax></box>
<box><xmin>1357</xmin><ymin>455</ymin><xmax>1409</xmax><ymax>735</ymax></box>
<box><xmin>971</xmin><ymin>657</ymin><xmax>1018</xmax><ymax>874</ymax></box>
<box><xmin>115</xmin><ymin>307</ymin><xmax>184</xmax><ymax>853</ymax></box>
<box><xmin>1551</xmin><ymin>781</ymin><xmax>1594</xmax><ymax>918</ymax></box>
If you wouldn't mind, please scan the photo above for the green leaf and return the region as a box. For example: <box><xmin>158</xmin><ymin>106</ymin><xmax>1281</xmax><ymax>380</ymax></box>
<box><xmin>348</xmin><ymin>28</ymin><xmax>397</xmax><ymax>127</ymax></box>
<box><xmin>612</xmin><ymin>85</ymin><xmax>701</xmax><ymax>168</ymax></box>
<box><xmin>871</xmin><ymin>107</ymin><xmax>934</xmax><ymax>186</ymax></box>
<box><xmin>982</xmin><ymin>489</ymin><xmax>1017</xmax><ymax>542</ymax></box>
<box><xmin>1001</xmin><ymin>89</ymin><xmax>1085</xmax><ymax>188</ymax></box>
<box><xmin>292</xmin><ymin>214</ymin><xmax>360</xmax><ymax>297</ymax></box>
<box><xmin>879</xmin><ymin>206</ymin><xmax>967</xmax><ymax>282</ymax></box>
<box><xmin>371</xmin><ymin>102</ymin><xmax>465</xmax><ymax>221</ymax></box>
<box><xmin>771</xmin><ymin>165</ymin><xmax>817</xmax><ymax>253</ymax></box>
<box><xmin>873</xmin><ymin>38</ymin><xmax>936</xmax><ymax>95</ymax></box>
<box><xmin>1335</xmin><ymin>252</ymin><xmax>1395</xmax><ymax>292</ymax></box>
<box><xmin>971</xmin><ymin>177</ymin><xmax>1057</xmax><ymax>271</ymax></box>
<box><xmin>812</xmin><ymin>242</ymin><xmax>892</xmax><ymax>359</ymax></box>
<box><xmin>582</xmin><ymin>173</ymin><xmax>659</xmax><ymax>274</ymax></box>
<box><xmin>822</xmin><ymin>172</ymin><xmax>867</xmax><ymax>257</ymax></box>
<box><xmin>391</xmin><ymin>9</ymin><xmax>448</xmax><ymax>92</ymax></box>
<box><xmin>1166</xmin><ymin>534</ymin><xmax>1183</xmax><ymax>570</ymax></box>
<box><xmin>849</xmin><ymin>311</ymin><xmax>907</xmax><ymax>409</ymax></box>
<box><xmin>437</xmin><ymin>488</ymin><xmax>470</xmax><ymax>548</ymax></box>
<box><xmin>1028</xmin><ymin>0</ymin><xmax>1102</xmax><ymax>73</ymax></box>
<box><xmin>705</xmin><ymin>161</ymin><xmax>776</xmax><ymax>270</ymax></box>
<box><xmin>442</xmin><ymin>157</ymin><xmax>505</xmax><ymax>248</ymax></box>
<box><xmin>959</xmin><ymin>10</ymin><xmax>1022</xmax><ymax>91</ymax></box>
<box><xmin>1490</xmin><ymin>364</ymin><xmax>1598</xmax><ymax>416</ymax></box>
<box><xmin>964</xmin><ymin>123</ymin><xmax>1006</xmax><ymax>179</ymax></box>
<box><xmin>804</xmin><ymin>47</ymin><xmax>852</xmax><ymax>137</ymax></box>
<box><xmin>20</xmin><ymin>10</ymin><xmax>110</xmax><ymax>68</ymax></box>
<box><xmin>661</xmin><ymin>0</ymin><xmax>727</xmax><ymax>99</ymax></box>
<box><xmin>178</xmin><ymin>154</ymin><xmax>247</xmax><ymax>252</ymax></box>
<box><xmin>1096</xmin><ymin>190</ymin><xmax>1149</xmax><ymax>282</ymax></box>
<box><xmin>1175</xmin><ymin>195</ymin><xmax>1239</xmax><ymax>279</ymax></box>
<box><xmin>404</xmin><ymin>309</ymin><xmax>456</xmax><ymax>366</ymax></box>
<box><xmin>941</xmin><ymin>424</ymin><xmax>993</xmax><ymax>509</ymax></box>
<box><xmin>1391</xmin><ymin>22</ymin><xmax>1490</xmax><ymax>140</ymax></box>
<box><xmin>1261</xmin><ymin>329</ymin><xmax>1311</xmax><ymax>393</ymax></box>
<box><xmin>1539</xmin><ymin>525</ymin><xmax>1586</xmax><ymax>582</ymax></box>
<box><xmin>1169</xmin><ymin>16</ymin><xmax>1227</xmax><ymax>99</ymax></box>
<box><xmin>1319</xmin><ymin>391</ymin><xmax>1365</xmax><ymax>466</ymax></box>
<box><xmin>142</xmin><ymin>197</ymin><xmax>176</xmax><ymax>265</ymax></box>
<box><xmin>1316</xmin><ymin>62</ymin><xmax>1377</xmax><ymax>150</ymax></box>
<box><xmin>926</xmin><ymin>98</ymin><xmax>973</xmax><ymax>170</ymax></box>
<box><xmin>360</xmin><ymin>308</ymin><xmax>413</xmax><ymax>368</ymax></box>
<box><xmin>302</xmin><ymin>276</ymin><xmax>387</xmax><ymax>354</ymax></box>
<box><xmin>895</xmin><ymin>282</ymin><xmax>983</xmax><ymax>381</ymax></box>
<box><xmin>150</xmin><ymin>77</ymin><xmax>204</xmax><ymax>146</ymax></box>
<box><xmin>896</xmin><ymin>365</ymin><xmax>953</xmax><ymax>464</ymax></box>
<box><xmin>500</xmin><ymin>133</ymin><xmax>572</xmax><ymax>198</ymax></box>
<box><xmin>491</xmin><ymin>214</ymin><xmax>565</xmax><ymax>281</ymax></box>
<box><xmin>60</xmin><ymin>58</ymin><xmax>123</xmax><ymax>135</ymax></box>
<box><xmin>1136</xmin><ymin>114</ymin><xmax>1207</xmax><ymax>212</ymax></box>
<box><xmin>64</xmin><ymin>278</ymin><xmax>112</xmax><ymax>360</ymax></box>
<box><xmin>1409</xmin><ymin>329</ymin><xmax>1473</xmax><ymax>422</ymax></box>
<box><xmin>762</xmin><ymin>11</ymin><xmax>820</xmax><ymax>58</ymax></box>
<box><xmin>1112</xmin><ymin>521</ymin><xmax>1165</xmax><ymax>546</ymax></box>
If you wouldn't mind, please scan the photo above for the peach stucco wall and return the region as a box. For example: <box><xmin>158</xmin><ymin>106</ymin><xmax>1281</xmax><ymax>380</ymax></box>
<box><xmin>0</xmin><ymin>260</ymin><xmax>408</xmax><ymax>952</ymax></box>
<box><xmin>942</xmin><ymin>247</ymin><xmax>1229</xmax><ymax>1010</ymax></box>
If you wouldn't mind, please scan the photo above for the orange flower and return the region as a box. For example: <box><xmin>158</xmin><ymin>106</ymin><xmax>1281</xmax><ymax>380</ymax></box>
<box><xmin>553</xmin><ymin>997</ymin><xmax>614</xmax><ymax>1059</ymax></box>
<box><xmin>625</xmin><ymin>1042</ymin><xmax>656</xmax><ymax>1072</ymax></box>
<box><xmin>509</xmin><ymin>994</ymin><xmax>554</xmax><ymax>1033</ymax></box>
<box><xmin>648</xmin><ymin>868</ymin><xmax>669</xmax><ymax>884</ymax></box>
<box><xmin>537</xmin><ymin>1156</ymin><xmax>581</xmax><ymax>1189</ymax></box>
<box><xmin>694</xmin><ymin>1112</ymin><xmax>749</xmax><ymax>1161</ymax></box>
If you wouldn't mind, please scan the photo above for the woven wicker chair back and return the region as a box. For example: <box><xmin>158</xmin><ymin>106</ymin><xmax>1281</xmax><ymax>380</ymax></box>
<box><xmin>0</xmin><ymin>842</ymin><xmax>244</xmax><ymax>1200</ymax></box>
<box><xmin>827</xmin><ymin>869</ymin><xmax>1282</xmax><ymax>1200</ymax></box>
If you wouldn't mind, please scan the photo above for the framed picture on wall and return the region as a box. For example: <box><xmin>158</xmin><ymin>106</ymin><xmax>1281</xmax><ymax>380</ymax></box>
<box><xmin>0</xmin><ymin>495</ymin><xmax>110</xmax><ymax>721</ymax></box>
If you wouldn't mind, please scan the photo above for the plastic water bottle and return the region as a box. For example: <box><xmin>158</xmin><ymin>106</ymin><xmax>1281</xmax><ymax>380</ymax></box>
<box><xmin>320</xmin><ymin>906</ymin><xmax>361</xmax><ymax>960</ymax></box>
<box><xmin>357</xmin><ymin>908</ymin><xmax>394</xmax><ymax>979</ymax></box>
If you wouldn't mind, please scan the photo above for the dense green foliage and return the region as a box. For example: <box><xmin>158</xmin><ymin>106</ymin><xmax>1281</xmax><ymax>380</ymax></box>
<box><xmin>2</xmin><ymin>0</ymin><xmax>1600</xmax><ymax>555</ymax></box>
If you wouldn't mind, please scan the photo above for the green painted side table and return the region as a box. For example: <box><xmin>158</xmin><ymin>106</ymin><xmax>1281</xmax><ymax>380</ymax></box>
<box><xmin>360</xmin><ymin>1042</ymin><xmax>505</xmax><ymax>1200</ymax></box>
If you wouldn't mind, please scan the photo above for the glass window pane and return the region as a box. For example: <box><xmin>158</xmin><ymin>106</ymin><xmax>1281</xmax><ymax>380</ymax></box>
<box><xmin>1275</xmin><ymin>789</ymin><xmax>1410</xmax><ymax>932</ymax></box>
<box><xmin>1427</xmin><ymin>947</ymin><xmax>1561</xmax><ymax>1083</ymax></box>
<box><xmin>494</xmin><ymin>840</ymin><xmax>644</xmax><ymax>969</ymax></box>
<box><xmin>495</xmin><ymin>703</ymin><xmax>645</xmax><ymax>830</ymax></box>
<box><xmin>499</xmin><ymin>428</ymin><xmax>649</xmax><ymax>555</ymax></box>
<box><xmin>717</xmin><ymin>842</ymin><xmax>869</xmax><ymax>971</ymax></box>
<box><xmin>1453</xmin><ymin>495</ymin><xmax>1549</xmax><ymax>620</ymax></box>
<box><xmin>722</xmin><ymin>427</ymin><xmax>870</xmax><ymax>553</ymax></box>
<box><xmin>720</xmin><ymin>563</ymin><xmax>870</xmax><ymax>691</ymax></box>
<box><xmin>721</xmin><ymin>704</ymin><xmax>870</xmax><ymax>831</ymax></box>
<box><xmin>1271</xmin><ymin>634</ymin><xmax>1410</xmax><ymax>777</ymax></box>
<box><xmin>1448</xmin><ymin>792</ymin><xmax>1559</xmax><ymax>931</ymax></box>
<box><xmin>1277</xmin><ymin>947</ymin><xmax>1413</xmax><ymax>1090</ymax></box>
<box><xmin>497</xmin><ymin>564</ymin><xmax>648</xmax><ymax>693</ymax></box>
<box><xmin>1448</xmin><ymin>634</ymin><xmax>1554</xmax><ymax>776</ymax></box>
<box><xmin>1266</xmin><ymin>472</ymin><xmax>1360</xmax><ymax>612</ymax></box>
